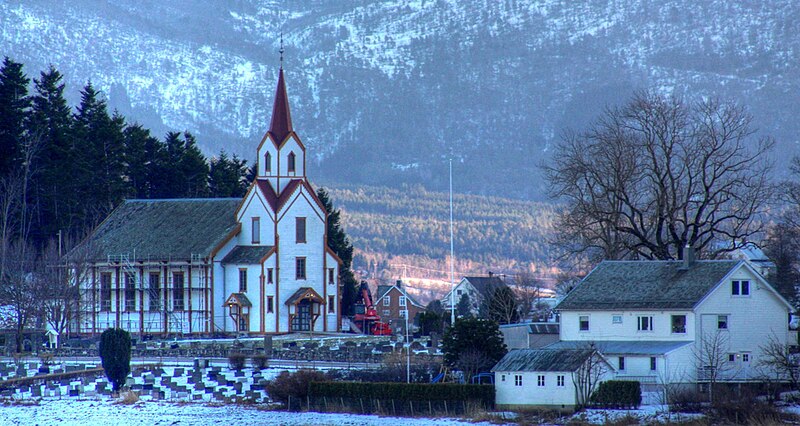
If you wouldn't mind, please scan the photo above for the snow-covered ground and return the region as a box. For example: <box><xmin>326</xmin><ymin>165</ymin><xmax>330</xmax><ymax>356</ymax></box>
<box><xmin>0</xmin><ymin>399</ymin><xmax>499</xmax><ymax>426</ymax></box>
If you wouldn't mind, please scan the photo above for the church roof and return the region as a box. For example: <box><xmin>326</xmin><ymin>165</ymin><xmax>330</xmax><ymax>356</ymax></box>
<box><xmin>76</xmin><ymin>198</ymin><xmax>240</xmax><ymax>262</ymax></box>
<box><xmin>268</xmin><ymin>68</ymin><xmax>293</xmax><ymax>146</ymax></box>
<box><xmin>255</xmin><ymin>178</ymin><xmax>327</xmax><ymax>215</ymax></box>
<box><xmin>222</xmin><ymin>245</ymin><xmax>274</xmax><ymax>264</ymax></box>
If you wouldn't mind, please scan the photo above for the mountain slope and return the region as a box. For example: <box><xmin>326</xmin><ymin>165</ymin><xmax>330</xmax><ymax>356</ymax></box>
<box><xmin>2</xmin><ymin>0</ymin><xmax>797</xmax><ymax>198</ymax></box>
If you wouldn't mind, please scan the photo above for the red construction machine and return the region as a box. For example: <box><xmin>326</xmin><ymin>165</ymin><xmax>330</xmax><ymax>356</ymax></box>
<box><xmin>353</xmin><ymin>281</ymin><xmax>391</xmax><ymax>335</ymax></box>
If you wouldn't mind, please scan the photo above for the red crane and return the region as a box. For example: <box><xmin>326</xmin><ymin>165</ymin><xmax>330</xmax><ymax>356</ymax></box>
<box><xmin>353</xmin><ymin>281</ymin><xmax>391</xmax><ymax>335</ymax></box>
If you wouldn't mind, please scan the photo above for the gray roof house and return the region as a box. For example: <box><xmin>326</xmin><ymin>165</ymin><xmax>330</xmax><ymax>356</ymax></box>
<box><xmin>441</xmin><ymin>275</ymin><xmax>509</xmax><ymax>317</ymax></box>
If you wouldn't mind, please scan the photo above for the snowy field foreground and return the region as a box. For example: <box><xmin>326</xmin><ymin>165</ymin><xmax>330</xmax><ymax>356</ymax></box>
<box><xmin>0</xmin><ymin>399</ymin><xmax>500</xmax><ymax>426</ymax></box>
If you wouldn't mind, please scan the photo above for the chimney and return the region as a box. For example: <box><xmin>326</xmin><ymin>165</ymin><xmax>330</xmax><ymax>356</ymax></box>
<box><xmin>682</xmin><ymin>246</ymin><xmax>696</xmax><ymax>269</ymax></box>
<box><xmin>488</xmin><ymin>271</ymin><xmax>493</xmax><ymax>277</ymax></box>
<box><xmin>396</xmin><ymin>279</ymin><xmax>402</xmax><ymax>288</ymax></box>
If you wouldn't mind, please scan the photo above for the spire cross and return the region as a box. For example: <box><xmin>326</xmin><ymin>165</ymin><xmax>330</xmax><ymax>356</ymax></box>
<box><xmin>279</xmin><ymin>32</ymin><xmax>285</xmax><ymax>69</ymax></box>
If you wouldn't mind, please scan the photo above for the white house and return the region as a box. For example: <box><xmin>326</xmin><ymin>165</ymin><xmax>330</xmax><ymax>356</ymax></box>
<box><xmin>492</xmin><ymin>348</ymin><xmax>614</xmax><ymax>411</ymax></box>
<box><xmin>71</xmin><ymin>65</ymin><xmax>342</xmax><ymax>336</ymax></box>
<box><xmin>552</xmin><ymin>248</ymin><xmax>795</xmax><ymax>391</ymax></box>
<box><xmin>441</xmin><ymin>275</ymin><xmax>508</xmax><ymax>316</ymax></box>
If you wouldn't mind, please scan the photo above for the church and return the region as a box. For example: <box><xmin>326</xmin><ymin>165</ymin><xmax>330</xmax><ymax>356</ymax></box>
<box><xmin>72</xmin><ymin>65</ymin><xmax>342</xmax><ymax>336</ymax></box>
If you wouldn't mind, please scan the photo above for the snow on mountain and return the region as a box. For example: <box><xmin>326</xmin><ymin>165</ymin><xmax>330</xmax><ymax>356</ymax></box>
<box><xmin>2</xmin><ymin>0</ymin><xmax>798</xmax><ymax>198</ymax></box>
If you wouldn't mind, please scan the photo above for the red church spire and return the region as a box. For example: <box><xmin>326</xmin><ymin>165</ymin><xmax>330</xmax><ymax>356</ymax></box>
<box><xmin>269</xmin><ymin>34</ymin><xmax>293</xmax><ymax>144</ymax></box>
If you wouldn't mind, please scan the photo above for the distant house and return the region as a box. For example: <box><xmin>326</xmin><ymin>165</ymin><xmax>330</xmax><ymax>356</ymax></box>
<box><xmin>553</xmin><ymin>247</ymin><xmax>795</xmax><ymax>394</ymax></box>
<box><xmin>374</xmin><ymin>280</ymin><xmax>424</xmax><ymax>333</ymax></box>
<box><xmin>441</xmin><ymin>275</ymin><xmax>509</xmax><ymax>317</ymax></box>
<box><xmin>730</xmin><ymin>242</ymin><xmax>776</xmax><ymax>278</ymax></box>
<box><xmin>499</xmin><ymin>322</ymin><xmax>560</xmax><ymax>349</ymax></box>
<box><xmin>492</xmin><ymin>348</ymin><xmax>614</xmax><ymax>411</ymax></box>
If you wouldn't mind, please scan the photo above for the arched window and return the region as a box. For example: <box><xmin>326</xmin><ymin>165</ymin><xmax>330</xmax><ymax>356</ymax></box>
<box><xmin>288</xmin><ymin>152</ymin><xmax>296</xmax><ymax>173</ymax></box>
<box><xmin>265</xmin><ymin>152</ymin><xmax>272</xmax><ymax>173</ymax></box>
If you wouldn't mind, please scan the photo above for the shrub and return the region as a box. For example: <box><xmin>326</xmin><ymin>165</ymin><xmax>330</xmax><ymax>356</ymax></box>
<box><xmin>266</xmin><ymin>369</ymin><xmax>328</xmax><ymax>406</ymax></box>
<box><xmin>252</xmin><ymin>354</ymin><xmax>269</xmax><ymax>370</ymax></box>
<box><xmin>228</xmin><ymin>352</ymin><xmax>247</xmax><ymax>370</ymax></box>
<box><xmin>711</xmin><ymin>386</ymin><xmax>782</xmax><ymax>425</ymax></box>
<box><xmin>668</xmin><ymin>388</ymin><xmax>704</xmax><ymax>413</ymax></box>
<box><xmin>590</xmin><ymin>380</ymin><xmax>641</xmax><ymax>409</ymax></box>
<box><xmin>115</xmin><ymin>390</ymin><xmax>140</xmax><ymax>405</ymax></box>
<box><xmin>99</xmin><ymin>328</ymin><xmax>132</xmax><ymax>392</ymax></box>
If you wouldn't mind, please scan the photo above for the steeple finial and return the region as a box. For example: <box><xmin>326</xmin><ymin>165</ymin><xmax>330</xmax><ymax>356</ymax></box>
<box><xmin>279</xmin><ymin>32</ymin><xmax>285</xmax><ymax>69</ymax></box>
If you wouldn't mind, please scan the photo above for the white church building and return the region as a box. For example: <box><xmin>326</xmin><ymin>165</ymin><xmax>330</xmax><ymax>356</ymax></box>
<box><xmin>71</xmin><ymin>65</ymin><xmax>342</xmax><ymax>336</ymax></box>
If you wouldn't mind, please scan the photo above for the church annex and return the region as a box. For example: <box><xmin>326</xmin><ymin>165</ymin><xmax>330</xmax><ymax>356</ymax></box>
<box><xmin>73</xmin><ymin>66</ymin><xmax>342</xmax><ymax>336</ymax></box>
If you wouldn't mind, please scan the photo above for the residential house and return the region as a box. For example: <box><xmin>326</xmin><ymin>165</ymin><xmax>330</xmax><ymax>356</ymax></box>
<box><xmin>70</xmin><ymin>65</ymin><xmax>341</xmax><ymax>336</ymax></box>
<box><xmin>441</xmin><ymin>274</ymin><xmax>508</xmax><ymax>317</ymax></box>
<box><xmin>551</xmin><ymin>248</ymin><xmax>795</xmax><ymax>393</ymax></box>
<box><xmin>492</xmin><ymin>348</ymin><xmax>614</xmax><ymax>411</ymax></box>
<box><xmin>374</xmin><ymin>280</ymin><xmax>424</xmax><ymax>333</ymax></box>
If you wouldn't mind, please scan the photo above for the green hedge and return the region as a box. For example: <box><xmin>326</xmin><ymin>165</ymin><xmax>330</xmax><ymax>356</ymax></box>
<box><xmin>309</xmin><ymin>382</ymin><xmax>494</xmax><ymax>406</ymax></box>
<box><xmin>590</xmin><ymin>380</ymin><xmax>641</xmax><ymax>409</ymax></box>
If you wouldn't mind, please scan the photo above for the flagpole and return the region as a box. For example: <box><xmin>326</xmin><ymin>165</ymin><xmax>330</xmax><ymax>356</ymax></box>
<box><xmin>450</xmin><ymin>159</ymin><xmax>455</xmax><ymax>325</ymax></box>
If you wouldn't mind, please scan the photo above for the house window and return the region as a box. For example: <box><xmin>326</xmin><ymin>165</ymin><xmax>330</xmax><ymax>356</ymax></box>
<box><xmin>296</xmin><ymin>217</ymin><xmax>306</xmax><ymax>243</ymax></box>
<box><xmin>728</xmin><ymin>353</ymin><xmax>736</xmax><ymax>362</ymax></box>
<box><xmin>295</xmin><ymin>257</ymin><xmax>306</xmax><ymax>280</ymax></box>
<box><xmin>267</xmin><ymin>296</ymin><xmax>274</xmax><ymax>313</ymax></box>
<box><xmin>173</xmin><ymin>272</ymin><xmax>184</xmax><ymax>311</ymax></box>
<box><xmin>328</xmin><ymin>268</ymin><xmax>335</xmax><ymax>285</ymax></box>
<box><xmin>637</xmin><ymin>315</ymin><xmax>653</xmax><ymax>331</ymax></box>
<box><xmin>501</xmin><ymin>374</ymin><xmax>505</xmax><ymax>382</ymax></box>
<box><xmin>457</xmin><ymin>289</ymin><xmax>462</xmax><ymax>296</ymax></box>
<box><xmin>579</xmin><ymin>315</ymin><xmax>589</xmax><ymax>331</ymax></box>
<box><xmin>400</xmin><ymin>309</ymin><xmax>408</xmax><ymax>318</ymax></box>
<box><xmin>100</xmin><ymin>273</ymin><xmax>112</xmax><ymax>311</ymax></box>
<box><xmin>265</xmin><ymin>152</ymin><xmax>271</xmax><ymax>173</ymax></box>
<box><xmin>252</xmin><ymin>217</ymin><xmax>260</xmax><ymax>243</ymax></box>
<box><xmin>383</xmin><ymin>310</ymin><xmax>390</xmax><ymax>316</ymax></box>
<box><xmin>612</xmin><ymin>315</ymin><xmax>622</xmax><ymax>324</ymax></box>
<box><xmin>124</xmin><ymin>273</ymin><xmax>136</xmax><ymax>311</ymax></box>
<box><xmin>618</xmin><ymin>356</ymin><xmax>625</xmax><ymax>371</ymax></box>
<box><xmin>328</xmin><ymin>296</ymin><xmax>335</xmax><ymax>313</ymax></box>
<box><xmin>718</xmin><ymin>315</ymin><xmax>728</xmax><ymax>330</ymax></box>
<box><xmin>537</xmin><ymin>375</ymin><xmax>545</xmax><ymax>387</ymax></box>
<box><xmin>399</xmin><ymin>296</ymin><xmax>407</xmax><ymax>307</ymax></box>
<box><xmin>288</xmin><ymin>152</ymin><xmax>296</xmax><ymax>173</ymax></box>
<box><xmin>267</xmin><ymin>268</ymin><xmax>273</xmax><ymax>284</ymax></box>
<box><xmin>148</xmin><ymin>272</ymin><xmax>161</xmax><ymax>311</ymax></box>
<box><xmin>514</xmin><ymin>375</ymin><xmax>522</xmax><ymax>386</ymax></box>
<box><xmin>650</xmin><ymin>357</ymin><xmax>657</xmax><ymax>371</ymax></box>
<box><xmin>742</xmin><ymin>353</ymin><xmax>750</xmax><ymax>362</ymax></box>
<box><xmin>671</xmin><ymin>315</ymin><xmax>686</xmax><ymax>333</ymax></box>
<box><xmin>384</xmin><ymin>297</ymin><xmax>390</xmax><ymax>306</ymax></box>
<box><xmin>239</xmin><ymin>269</ymin><xmax>247</xmax><ymax>292</ymax></box>
<box><xmin>557</xmin><ymin>375</ymin><xmax>565</xmax><ymax>387</ymax></box>
<box><xmin>731</xmin><ymin>280</ymin><xmax>750</xmax><ymax>296</ymax></box>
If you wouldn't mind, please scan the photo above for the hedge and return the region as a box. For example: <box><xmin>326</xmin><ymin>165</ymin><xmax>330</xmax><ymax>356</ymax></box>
<box><xmin>308</xmin><ymin>382</ymin><xmax>494</xmax><ymax>406</ymax></box>
<box><xmin>590</xmin><ymin>380</ymin><xmax>641</xmax><ymax>409</ymax></box>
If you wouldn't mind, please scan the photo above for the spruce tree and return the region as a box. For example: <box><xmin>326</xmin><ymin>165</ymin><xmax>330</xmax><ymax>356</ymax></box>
<box><xmin>208</xmin><ymin>150</ymin><xmax>248</xmax><ymax>197</ymax></box>
<box><xmin>0</xmin><ymin>57</ymin><xmax>30</xmax><ymax>178</ymax></box>
<box><xmin>317</xmin><ymin>188</ymin><xmax>359</xmax><ymax>315</ymax></box>
<box><xmin>122</xmin><ymin>123</ymin><xmax>158</xmax><ymax>198</ymax></box>
<box><xmin>99</xmin><ymin>328</ymin><xmax>132</xmax><ymax>393</ymax></box>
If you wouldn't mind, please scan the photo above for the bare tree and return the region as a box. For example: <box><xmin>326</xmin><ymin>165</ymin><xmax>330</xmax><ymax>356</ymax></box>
<box><xmin>694</xmin><ymin>331</ymin><xmax>735</xmax><ymax>403</ymax></box>
<box><xmin>514</xmin><ymin>272</ymin><xmax>546</xmax><ymax>321</ymax></box>
<box><xmin>39</xmin><ymin>236</ymin><xmax>91</xmax><ymax>340</ymax></box>
<box><xmin>572</xmin><ymin>343</ymin><xmax>610</xmax><ymax>408</ymax></box>
<box><xmin>0</xmin><ymin>239</ymin><xmax>45</xmax><ymax>353</ymax></box>
<box><xmin>757</xmin><ymin>334</ymin><xmax>800</xmax><ymax>390</ymax></box>
<box><xmin>545</xmin><ymin>91</ymin><xmax>774</xmax><ymax>262</ymax></box>
<box><xmin>481</xmin><ymin>287</ymin><xmax>520</xmax><ymax>325</ymax></box>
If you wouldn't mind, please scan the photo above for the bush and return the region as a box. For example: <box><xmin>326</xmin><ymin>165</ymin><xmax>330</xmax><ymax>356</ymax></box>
<box><xmin>668</xmin><ymin>388</ymin><xmax>704</xmax><ymax>413</ymax></box>
<box><xmin>99</xmin><ymin>328</ymin><xmax>132</xmax><ymax>392</ymax></box>
<box><xmin>228</xmin><ymin>353</ymin><xmax>247</xmax><ymax>370</ymax></box>
<box><xmin>266</xmin><ymin>369</ymin><xmax>328</xmax><ymax>406</ymax></box>
<box><xmin>711</xmin><ymin>387</ymin><xmax>783</xmax><ymax>424</ymax></box>
<box><xmin>590</xmin><ymin>380</ymin><xmax>641</xmax><ymax>409</ymax></box>
<box><xmin>252</xmin><ymin>354</ymin><xmax>268</xmax><ymax>370</ymax></box>
<box><xmin>308</xmin><ymin>381</ymin><xmax>494</xmax><ymax>406</ymax></box>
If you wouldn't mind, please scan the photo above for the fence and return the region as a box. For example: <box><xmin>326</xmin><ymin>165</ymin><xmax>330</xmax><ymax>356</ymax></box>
<box><xmin>292</xmin><ymin>395</ymin><xmax>489</xmax><ymax>416</ymax></box>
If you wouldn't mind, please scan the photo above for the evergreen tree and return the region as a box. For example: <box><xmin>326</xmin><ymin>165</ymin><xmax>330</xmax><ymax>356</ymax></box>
<box><xmin>99</xmin><ymin>328</ymin><xmax>132</xmax><ymax>393</ymax></box>
<box><xmin>177</xmin><ymin>132</ymin><xmax>209</xmax><ymax>197</ymax></box>
<box><xmin>28</xmin><ymin>66</ymin><xmax>74</xmax><ymax>243</ymax></box>
<box><xmin>442</xmin><ymin>317</ymin><xmax>506</xmax><ymax>380</ymax></box>
<box><xmin>456</xmin><ymin>292</ymin><xmax>472</xmax><ymax>318</ymax></box>
<box><xmin>317</xmin><ymin>188</ymin><xmax>359</xmax><ymax>315</ymax></box>
<box><xmin>122</xmin><ymin>123</ymin><xmax>159</xmax><ymax>198</ymax></box>
<box><xmin>160</xmin><ymin>131</ymin><xmax>209</xmax><ymax>198</ymax></box>
<box><xmin>208</xmin><ymin>150</ymin><xmax>248</xmax><ymax>197</ymax></box>
<box><xmin>0</xmin><ymin>57</ymin><xmax>30</xmax><ymax>177</ymax></box>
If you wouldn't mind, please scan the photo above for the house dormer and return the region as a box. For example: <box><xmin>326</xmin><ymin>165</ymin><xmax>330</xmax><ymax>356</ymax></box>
<box><xmin>257</xmin><ymin>67</ymin><xmax>306</xmax><ymax>193</ymax></box>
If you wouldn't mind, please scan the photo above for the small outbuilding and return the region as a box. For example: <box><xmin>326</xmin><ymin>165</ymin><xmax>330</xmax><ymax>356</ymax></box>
<box><xmin>492</xmin><ymin>348</ymin><xmax>614</xmax><ymax>412</ymax></box>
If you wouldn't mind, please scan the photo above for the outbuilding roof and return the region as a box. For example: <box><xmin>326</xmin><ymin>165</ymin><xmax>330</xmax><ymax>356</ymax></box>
<box><xmin>492</xmin><ymin>348</ymin><xmax>594</xmax><ymax>372</ymax></box>
<box><xmin>556</xmin><ymin>260</ymin><xmax>742</xmax><ymax>310</ymax></box>
<box><xmin>76</xmin><ymin>199</ymin><xmax>240</xmax><ymax>262</ymax></box>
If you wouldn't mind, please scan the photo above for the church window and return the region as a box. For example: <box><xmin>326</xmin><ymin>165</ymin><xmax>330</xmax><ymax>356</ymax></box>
<box><xmin>173</xmin><ymin>272</ymin><xmax>185</xmax><ymax>311</ymax></box>
<box><xmin>265</xmin><ymin>152</ymin><xmax>271</xmax><ymax>173</ymax></box>
<box><xmin>328</xmin><ymin>268</ymin><xmax>335</xmax><ymax>284</ymax></box>
<box><xmin>328</xmin><ymin>296</ymin><xmax>335</xmax><ymax>313</ymax></box>
<box><xmin>148</xmin><ymin>273</ymin><xmax>161</xmax><ymax>311</ymax></box>
<box><xmin>267</xmin><ymin>296</ymin><xmax>274</xmax><ymax>313</ymax></box>
<box><xmin>124</xmin><ymin>273</ymin><xmax>136</xmax><ymax>311</ymax></box>
<box><xmin>252</xmin><ymin>217</ymin><xmax>260</xmax><ymax>243</ymax></box>
<box><xmin>100</xmin><ymin>273</ymin><xmax>112</xmax><ymax>311</ymax></box>
<box><xmin>288</xmin><ymin>152</ymin><xmax>296</xmax><ymax>173</ymax></box>
<box><xmin>239</xmin><ymin>268</ymin><xmax>247</xmax><ymax>292</ymax></box>
<box><xmin>296</xmin><ymin>257</ymin><xmax>306</xmax><ymax>280</ymax></box>
<box><xmin>267</xmin><ymin>268</ymin><xmax>273</xmax><ymax>284</ymax></box>
<box><xmin>296</xmin><ymin>217</ymin><xmax>306</xmax><ymax>243</ymax></box>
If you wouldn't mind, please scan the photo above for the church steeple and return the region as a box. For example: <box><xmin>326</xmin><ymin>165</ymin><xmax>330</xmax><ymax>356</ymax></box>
<box><xmin>268</xmin><ymin>67</ymin><xmax>293</xmax><ymax>145</ymax></box>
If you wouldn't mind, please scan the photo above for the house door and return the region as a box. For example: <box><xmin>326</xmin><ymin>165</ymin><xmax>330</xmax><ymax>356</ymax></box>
<box><xmin>292</xmin><ymin>300</ymin><xmax>311</xmax><ymax>331</ymax></box>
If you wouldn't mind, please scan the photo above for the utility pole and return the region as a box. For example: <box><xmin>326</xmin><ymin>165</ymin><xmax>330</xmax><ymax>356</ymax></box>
<box><xmin>449</xmin><ymin>159</ymin><xmax>455</xmax><ymax>325</ymax></box>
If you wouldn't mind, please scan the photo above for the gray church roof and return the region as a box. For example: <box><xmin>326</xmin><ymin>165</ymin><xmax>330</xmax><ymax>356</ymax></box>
<box><xmin>79</xmin><ymin>199</ymin><xmax>240</xmax><ymax>262</ymax></box>
<box><xmin>556</xmin><ymin>260</ymin><xmax>742</xmax><ymax>310</ymax></box>
<box><xmin>492</xmin><ymin>348</ymin><xmax>594</xmax><ymax>372</ymax></box>
<box><xmin>222</xmin><ymin>245</ymin><xmax>274</xmax><ymax>264</ymax></box>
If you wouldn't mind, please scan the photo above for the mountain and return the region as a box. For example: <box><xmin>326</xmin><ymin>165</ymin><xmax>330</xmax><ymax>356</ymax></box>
<box><xmin>2</xmin><ymin>0</ymin><xmax>798</xmax><ymax>199</ymax></box>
